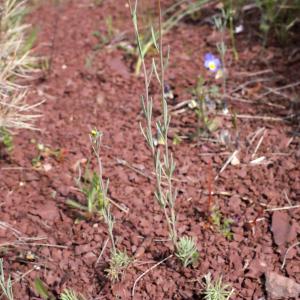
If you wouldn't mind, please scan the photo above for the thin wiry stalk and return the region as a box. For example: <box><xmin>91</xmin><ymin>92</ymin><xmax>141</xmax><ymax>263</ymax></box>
<box><xmin>91</xmin><ymin>130</ymin><xmax>132</xmax><ymax>281</ymax></box>
<box><xmin>89</xmin><ymin>130</ymin><xmax>115</xmax><ymax>253</ymax></box>
<box><xmin>214</xmin><ymin>11</ymin><xmax>228</xmax><ymax>111</ymax></box>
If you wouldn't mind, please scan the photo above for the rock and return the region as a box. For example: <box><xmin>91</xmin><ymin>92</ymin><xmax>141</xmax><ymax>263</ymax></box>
<box><xmin>271</xmin><ymin>211</ymin><xmax>291</xmax><ymax>246</ymax></box>
<box><xmin>231</xmin><ymin>153</ymin><xmax>240</xmax><ymax>166</ymax></box>
<box><xmin>34</xmin><ymin>201</ymin><xmax>60</xmax><ymax>221</ymax></box>
<box><xmin>82</xmin><ymin>252</ymin><xmax>97</xmax><ymax>266</ymax></box>
<box><xmin>107</xmin><ymin>55</ymin><xmax>130</xmax><ymax>79</ymax></box>
<box><xmin>265</xmin><ymin>271</ymin><xmax>300</xmax><ymax>299</ymax></box>
<box><xmin>43</xmin><ymin>163</ymin><xmax>52</xmax><ymax>172</ymax></box>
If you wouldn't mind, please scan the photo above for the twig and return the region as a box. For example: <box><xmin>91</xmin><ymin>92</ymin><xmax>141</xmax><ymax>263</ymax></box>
<box><xmin>20</xmin><ymin>243</ymin><xmax>68</xmax><ymax>249</ymax></box>
<box><xmin>229</xmin><ymin>95</ymin><xmax>286</xmax><ymax>109</ymax></box>
<box><xmin>132</xmin><ymin>254</ymin><xmax>173</xmax><ymax>298</ymax></box>
<box><xmin>263</xmin><ymin>86</ymin><xmax>290</xmax><ymax>100</ymax></box>
<box><xmin>115</xmin><ymin>158</ymin><xmax>152</xmax><ymax>181</ymax></box>
<box><xmin>232</xmin><ymin>69</ymin><xmax>273</xmax><ymax>77</ymax></box>
<box><xmin>169</xmin><ymin>99</ymin><xmax>191</xmax><ymax>111</ymax></box>
<box><xmin>281</xmin><ymin>241</ymin><xmax>300</xmax><ymax>269</ymax></box>
<box><xmin>95</xmin><ymin>238</ymin><xmax>109</xmax><ymax>267</ymax></box>
<box><xmin>0</xmin><ymin>222</ymin><xmax>22</xmax><ymax>237</ymax></box>
<box><xmin>256</xmin><ymin>80</ymin><xmax>300</xmax><ymax>100</ymax></box>
<box><xmin>265</xmin><ymin>204</ymin><xmax>300</xmax><ymax>212</ymax></box>
<box><xmin>248</xmin><ymin>127</ymin><xmax>265</xmax><ymax>146</ymax></box>
<box><xmin>0</xmin><ymin>241</ymin><xmax>68</xmax><ymax>249</ymax></box>
<box><xmin>218</xmin><ymin>113</ymin><xmax>285</xmax><ymax>122</ymax></box>
<box><xmin>215</xmin><ymin>150</ymin><xmax>239</xmax><ymax>180</ymax></box>
<box><xmin>283</xmin><ymin>190</ymin><xmax>292</xmax><ymax>206</ymax></box>
<box><xmin>108</xmin><ymin>196</ymin><xmax>129</xmax><ymax>214</ymax></box>
<box><xmin>252</xmin><ymin>129</ymin><xmax>266</xmax><ymax>158</ymax></box>
<box><xmin>230</xmin><ymin>77</ymin><xmax>272</xmax><ymax>94</ymax></box>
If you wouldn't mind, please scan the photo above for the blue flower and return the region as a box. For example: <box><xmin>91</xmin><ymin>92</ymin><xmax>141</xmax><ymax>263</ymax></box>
<box><xmin>204</xmin><ymin>53</ymin><xmax>221</xmax><ymax>72</ymax></box>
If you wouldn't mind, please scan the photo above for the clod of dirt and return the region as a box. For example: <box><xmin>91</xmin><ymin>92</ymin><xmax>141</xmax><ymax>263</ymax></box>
<box><xmin>265</xmin><ymin>271</ymin><xmax>300</xmax><ymax>299</ymax></box>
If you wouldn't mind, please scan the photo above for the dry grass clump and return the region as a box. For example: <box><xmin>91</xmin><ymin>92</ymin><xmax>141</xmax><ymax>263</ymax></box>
<box><xmin>0</xmin><ymin>0</ymin><xmax>41</xmax><ymax>131</ymax></box>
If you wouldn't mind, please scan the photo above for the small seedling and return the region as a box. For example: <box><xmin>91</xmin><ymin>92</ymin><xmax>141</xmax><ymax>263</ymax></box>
<box><xmin>67</xmin><ymin>131</ymin><xmax>109</xmax><ymax>215</ymax></box>
<box><xmin>190</xmin><ymin>75</ymin><xmax>220</xmax><ymax>137</ymax></box>
<box><xmin>68</xmin><ymin>170</ymin><xmax>108</xmax><ymax>214</ymax></box>
<box><xmin>210</xmin><ymin>207</ymin><xmax>233</xmax><ymax>240</ymax></box>
<box><xmin>31</xmin><ymin>143</ymin><xmax>67</xmax><ymax>168</ymax></box>
<box><xmin>35</xmin><ymin>278</ymin><xmax>86</xmax><ymax>300</ymax></box>
<box><xmin>175</xmin><ymin>236</ymin><xmax>199</xmax><ymax>267</ymax></box>
<box><xmin>34</xmin><ymin>277</ymin><xmax>55</xmax><ymax>300</ymax></box>
<box><xmin>203</xmin><ymin>273</ymin><xmax>234</xmax><ymax>300</ymax></box>
<box><xmin>77</xmin><ymin>129</ymin><xmax>132</xmax><ymax>281</ymax></box>
<box><xmin>0</xmin><ymin>127</ymin><xmax>13</xmax><ymax>154</ymax></box>
<box><xmin>0</xmin><ymin>258</ymin><xmax>14</xmax><ymax>300</ymax></box>
<box><xmin>172</xmin><ymin>134</ymin><xmax>182</xmax><ymax>145</ymax></box>
<box><xmin>92</xmin><ymin>16</ymin><xmax>116</xmax><ymax>50</ymax></box>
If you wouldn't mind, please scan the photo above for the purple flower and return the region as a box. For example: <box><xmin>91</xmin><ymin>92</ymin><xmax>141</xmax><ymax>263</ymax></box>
<box><xmin>204</xmin><ymin>53</ymin><xmax>221</xmax><ymax>72</ymax></box>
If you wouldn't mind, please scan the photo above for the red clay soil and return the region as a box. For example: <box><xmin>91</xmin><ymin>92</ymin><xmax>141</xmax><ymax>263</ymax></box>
<box><xmin>0</xmin><ymin>0</ymin><xmax>299</xmax><ymax>299</ymax></box>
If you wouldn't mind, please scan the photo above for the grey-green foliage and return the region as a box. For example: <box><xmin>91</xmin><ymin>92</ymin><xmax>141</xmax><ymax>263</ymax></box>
<box><xmin>0</xmin><ymin>258</ymin><xmax>14</xmax><ymax>300</ymax></box>
<box><xmin>106</xmin><ymin>249</ymin><xmax>132</xmax><ymax>282</ymax></box>
<box><xmin>175</xmin><ymin>236</ymin><xmax>199</xmax><ymax>267</ymax></box>
<box><xmin>203</xmin><ymin>273</ymin><xmax>234</xmax><ymax>300</ymax></box>
<box><xmin>128</xmin><ymin>0</ymin><xmax>178</xmax><ymax>247</ymax></box>
<box><xmin>128</xmin><ymin>0</ymin><xmax>198</xmax><ymax>266</ymax></box>
<box><xmin>60</xmin><ymin>289</ymin><xmax>85</xmax><ymax>300</ymax></box>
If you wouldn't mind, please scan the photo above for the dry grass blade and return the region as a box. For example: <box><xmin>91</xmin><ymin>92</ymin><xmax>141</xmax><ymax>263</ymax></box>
<box><xmin>281</xmin><ymin>241</ymin><xmax>300</xmax><ymax>269</ymax></box>
<box><xmin>132</xmin><ymin>255</ymin><xmax>173</xmax><ymax>298</ymax></box>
